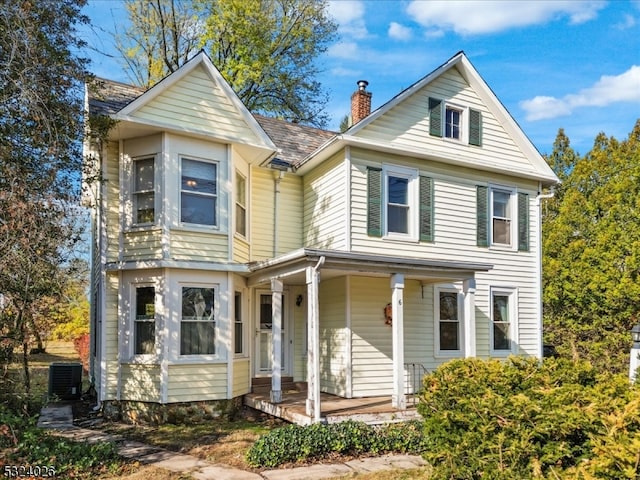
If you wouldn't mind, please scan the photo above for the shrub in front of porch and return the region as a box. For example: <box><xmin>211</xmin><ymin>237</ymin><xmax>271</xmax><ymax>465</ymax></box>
<box><xmin>246</xmin><ymin>419</ymin><xmax>426</xmax><ymax>467</ymax></box>
<box><xmin>417</xmin><ymin>356</ymin><xmax>640</xmax><ymax>479</ymax></box>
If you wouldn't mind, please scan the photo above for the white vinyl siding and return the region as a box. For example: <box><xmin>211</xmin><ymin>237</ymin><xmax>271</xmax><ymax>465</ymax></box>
<box><xmin>303</xmin><ymin>153</ymin><xmax>348</xmax><ymax>250</ymax></box>
<box><xmin>120</xmin><ymin>364</ymin><xmax>161</xmax><ymax>402</ymax></box>
<box><xmin>166</xmin><ymin>364</ymin><xmax>228</xmax><ymax>402</ymax></box>
<box><xmin>318</xmin><ymin>277</ymin><xmax>347</xmax><ymax>396</ymax></box>
<box><xmin>103</xmin><ymin>272</ymin><xmax>120</xmax><ymax>399</ymax></box>
<box><xmin>105</xmin><ymin>141</ymin><xmax>120</xmax><ymax>263</ymax></box>
<box><xmin>232</xmin><ymin>358</ymin><xmax>250</xmax><ymax>397</ymax></box>
<box><xmin>250</xmin><ymin>167</ymin><xmax>303</xmax><ymax>260</ymax></box>
<box><xmin>170</xmin><ymin>230</ymin><xmax>228</xmax><ymax>261</ymax></box>
<box><xmin>122</xmin><ymin>229</ymin><xmax>163</xmax><ymax>261</ymax></box>
<box><xmin>350</xmin><ymin>147</ymin><xmax>541</xmax><ymax>357</ymax></box>
<box><xmin>133</xmin><ymin>65</ymin><xmax>262</xmax><ymax>145</ymax></box>
<box><xmin>355</xmin><ymin>68</ymin><xmax>534</xmax><ymax>172</ymax></box>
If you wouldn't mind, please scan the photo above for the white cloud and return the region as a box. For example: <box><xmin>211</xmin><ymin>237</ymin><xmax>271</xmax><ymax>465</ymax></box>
<box><xmin>328</xmin><ymin>0</ymin><xmax>369</xmax><ymax>39</ymax></box>
<box><xmin>520</xmin><ymin>65</ymin><xmax>640</xmax><ymax>121</ymax></box>
<box><xmin>388</xmin><ymin>22</ymin><xmax>412</xmax><ymax>41</ymax></box>
<box><xmin>406</xmin><ymin>0</ymin><xmax>606</xmax><ymax>35</ymax></box>
<box><xmin>327</xmin><ymin>41</ymin><xmax>360</xmax><ymax>60</ymax></box>
<box><xmin>615</xmin><ymin>13</ymin><xmax>637</xmax><ymax>30</ymax></box>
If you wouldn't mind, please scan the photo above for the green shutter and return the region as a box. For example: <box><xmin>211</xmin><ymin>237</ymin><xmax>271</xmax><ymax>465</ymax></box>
<box><xmin>469</xmin><ymin>109</ymin><xmax>482</xmax><ymax>146</ymax></box>
<box><xmin>429</xmin><ymin>97</ymin><xmax>442</xmax><ymax>137</ymax></box>
<box><xmin>476</xmin><ymin>186</ymin><xmax>489</xmax><ymax>247</ymax></box>
<box><xmin>419</xmin><ymin>176</ymin><xmax>434</xmax><ymax>242</ymax></box>
<box><xmin>367</xmin><ymin>167</ymin><xmax>382</xmax><ymax>237</ymax></box>
<box><xmin>518</xmin><ymin>192</ymin><xmax>529</xmax><ymax>251</ymax></box>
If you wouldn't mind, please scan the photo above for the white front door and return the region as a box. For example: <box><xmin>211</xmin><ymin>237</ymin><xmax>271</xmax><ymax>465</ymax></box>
<box><xmin>255</xmin><ymin>292</ymin><xmax>288</xmax><ymax>375</ymax></box>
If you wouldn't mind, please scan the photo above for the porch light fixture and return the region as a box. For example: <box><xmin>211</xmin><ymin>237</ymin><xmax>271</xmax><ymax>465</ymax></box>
<box><xmin>632</xmin><ymin>323</ymin><xmax>640</xmax><ymax>349</ymax></box>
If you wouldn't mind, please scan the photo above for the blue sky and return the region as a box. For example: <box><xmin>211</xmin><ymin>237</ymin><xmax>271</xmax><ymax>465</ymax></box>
<box><xmin>81</xmin><ymin>0</ymin><xmax>640</xmax><ymax>155</ymax></box>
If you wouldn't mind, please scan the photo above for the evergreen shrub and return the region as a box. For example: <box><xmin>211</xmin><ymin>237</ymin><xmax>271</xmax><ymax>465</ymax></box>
<box><xmin>417</xmin><ymin>356</ymin><xmax>640</xmax><ymax>479</ymax></box>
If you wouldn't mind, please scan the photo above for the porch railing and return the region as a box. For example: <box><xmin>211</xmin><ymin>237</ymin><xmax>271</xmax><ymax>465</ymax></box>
<box><xmin>404</xmin><ymin>363</ymin><xmax>428</xmax><ymax>407</ymax></box>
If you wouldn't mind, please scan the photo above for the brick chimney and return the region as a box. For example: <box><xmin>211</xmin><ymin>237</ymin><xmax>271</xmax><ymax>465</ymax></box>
<box><xmin>350</xmin><ymin>80</ymin><xmax>372</xmax><ymax>125</ymax></box>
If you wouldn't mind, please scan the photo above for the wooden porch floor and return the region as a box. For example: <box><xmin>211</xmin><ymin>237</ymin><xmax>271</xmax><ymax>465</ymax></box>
<box><xmin>244</xmin><ymin>389</ymin><xmax>422</xmax><ymax>426</ymax></box>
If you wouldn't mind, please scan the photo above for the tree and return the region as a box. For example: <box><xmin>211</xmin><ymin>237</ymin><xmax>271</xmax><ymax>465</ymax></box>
<box><xmin>0</xmin><ymin>0</ymin><xmax>91</xmax><ymax>398</ymax></box>
<box><xmin>115</xmin><ymin>0</ymin><xmax>338</xmax><ymax>127</ymax></box>
<box><xmin>543</xmin><ymin>121</ymin><xmax>640</xmax><ymax>373</ymax></box>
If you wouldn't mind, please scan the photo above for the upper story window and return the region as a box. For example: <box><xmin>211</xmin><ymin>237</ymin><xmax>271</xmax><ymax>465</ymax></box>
<box><xmin>133</xmin><ymin>157</ymin><xmax>155</xmax><ymax>225</ymax></box>
<box><xmin>435</xmin><ymin>287</ymin><xmax>463</xmax><ymax>356</ymax></box>
<box><xmin>477</xmin><ymin>186</ymin><xmax>529</xmax><ymax>251</ymax></box>
<box><xmin>181</xmin><ymin>158</ymin><xmax>217</xmax><ymax>226</ymax></box>
<box><xmin>429</xmin><ymin>97</ymin><xmax>482</xmax><ymax>146</ymax></box>
<box><xmin>180</xmin><ymin>286</ymin><xmax>215</xmax><ymax>355</ymax></box>
<box><xmin>491</xmin><ymin>287</ymin><xmax>517</xmax><ymax>355</ymax></box>
<box><xmin>134</xmin><ymin>286</ymin><xmax>155</xmax><ymax>355</ymax></box>
<box><xmin>367</xmin><ymin>165</ymin><xmax>434</xmax><ymax>242</ymax></box>
<box><xmin>235</xmin><ymin>172</ymin><xmax>247</xmax><ymax>237</ymax></box>
<box><xmin>445</xmin><ymin>106</ymin><xmax>462</xmax><ymax>140</ymax></box>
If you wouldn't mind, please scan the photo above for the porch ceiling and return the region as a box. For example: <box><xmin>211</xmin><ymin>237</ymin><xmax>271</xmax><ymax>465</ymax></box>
<box><xmin>247</xmin><ymin>248</ymin><xmax>493</xmax><ymax>287</ymax></box>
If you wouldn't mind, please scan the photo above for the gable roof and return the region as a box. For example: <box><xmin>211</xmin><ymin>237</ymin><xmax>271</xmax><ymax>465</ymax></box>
<box><xmin>296</xmin><ymin>51</ymin><xmax>559</xmax><ymax>186</ymax></box>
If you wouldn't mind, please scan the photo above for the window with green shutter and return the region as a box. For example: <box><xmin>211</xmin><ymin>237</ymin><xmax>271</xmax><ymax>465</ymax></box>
<box><xmin>367</xmin><ymin>167</ymin><xmax>382</xmax><ymax>237</ymax></box>
<box><xmin>429</xmin><ymin>97</ymin><xmax>443</xmax><ymax>137</ymax></box>
<box><xmin>419</xmin><ymin>176</ymin><xmax>434</xmax><ymax>242</ymax></box>
<box><xmin>518</xmin><ymin>192</ymin><xmax>529</xmax><ymax>251</ymax></box>
<box><xmin>469</xmin><ymin>109</ymin><xmax>482</xmax><ymax>146</ymax></box>
<box><xmin>476</xmin><ymin>185</ymin><xmax>489</xmax><ymax>247</ymax></box>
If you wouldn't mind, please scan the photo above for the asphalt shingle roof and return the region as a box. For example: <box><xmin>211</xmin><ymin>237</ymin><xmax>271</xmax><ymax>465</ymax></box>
<box><xmin>87</xmin><ymin>77</ymin><xmax>337</xmax><ymax>166</ymax></box>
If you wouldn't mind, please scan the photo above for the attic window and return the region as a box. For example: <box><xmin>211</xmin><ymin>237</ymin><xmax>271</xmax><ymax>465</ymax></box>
<box><xmin>429</xmin><ymin>97</ymin><xmax>482</xmax><ymax>146</ymax></box>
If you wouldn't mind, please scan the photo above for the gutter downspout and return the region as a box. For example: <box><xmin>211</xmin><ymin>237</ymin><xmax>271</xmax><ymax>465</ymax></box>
<box><xmin>535</xmin><ymin>185</ymin><xmax>555</xmax><ymax>360</ymax></box>
<box><xmin>273</xmin><ymin>171</ymin><xmax>284</xmax><ymax>257</ymax></box>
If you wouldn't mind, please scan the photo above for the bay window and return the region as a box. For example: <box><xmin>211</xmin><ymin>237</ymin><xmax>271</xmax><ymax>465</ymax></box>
<box><xmin>134</xmin><ymin>286</ymin><xmax>155</xmax><ymax>355</ymax></box>
<box><xmin>133</xmin><ymin>157</ymin><xmax>155</xmax><ymax>225</ymax></box>
<box><xmin>180</xmin><ymin>286</ymin><xmax>215</xmax><ymax>355</ymax></box>
<box><xmin>181</xmin><ymin>158</ymin><xmax>217</xmax><ymax>226</ymax></box>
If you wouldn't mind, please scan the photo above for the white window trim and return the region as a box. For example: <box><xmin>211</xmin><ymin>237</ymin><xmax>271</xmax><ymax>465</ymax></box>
<box><xmin>382</xmin><ymin>164</ymin><xmax>419</xmax><ymax>242</ymax></box>
<box><xmin>434</xmin><ymin>284</ymin><xmax>464</xmax><ymax>358</ymax></box>
<box><xmin>176</xmin><ymin>282</ymin><xmax>220</xmax><ymax>361</ymax></box>
<box><xmin>127</xmin><ymin>282</ymin><xmax>159</xmax><ymax>363</ymax></box>
<box><xmin>233</xmin><ymin>290</ymin><xmax>248</xmax><ymax>358</ymax></box>
<box><xmin>179</xmin><ymin>156</ymin><xmax>219</xmax><ymax>229</ymax></box>
<box><xmin>234</xmin><ymin>170</ymin><xmax>248</xmax><ymax>238</ymax></box>
<box><xmin>124</xmin><ymin>154</ymin><xmax>160</xmax><ymax>231</ymax></box>
<box><xmin>443</xmin><ymin>102</ymin><xmax>468</xmax><ymax>144</ymax></box>
<box><xmin>489</xmin><ymin>184</ymin><xmax>518</xmax><ymax>251</ymax></box>
<box><xmin>489</xmin><ymin>286</ymin><xmax>518</xmax><ymax>356</ymax></box>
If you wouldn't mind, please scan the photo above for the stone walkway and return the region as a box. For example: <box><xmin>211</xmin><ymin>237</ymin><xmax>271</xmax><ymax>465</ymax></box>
<box><xmin>38</xmin><ymin>404</ymin><xmax>428</xmax><ymax>480</ymax></box>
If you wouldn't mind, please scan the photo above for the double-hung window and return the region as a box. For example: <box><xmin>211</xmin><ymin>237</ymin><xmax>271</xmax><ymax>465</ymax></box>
<box><xmin>133</xmin><ymin>157</ymin><xmax>155</xmax><ymax>225</ymax></box>
<box><xmin>435</xmin><ymin>287</ymin><xmax>462</xmax><ymax>356</ymax></box>
<box><xmin>134</xmin><ymin>286</ymin><xmax>155</xmax><ymax>355</ymax></box>
<box><xmin>181</xmin><ymin>158</ymin><xmax>217</xmax><ymax>226</ymax></box>
<box><xmin>180</xmin><ymin>286</ymin><xmax>215</xmax><ymax>355</ymax></box>
<box><xmin>492</xmin><ymin>188</ymin><xmax>512</xmax><ymax>246</ymax></box>
<box><xmin>234</xmin><ymin>292</ymin><xmax>244</xmax><ymax>355</ymax></box>
<box><xmin>235</xmin><ymin>172</ymin><xmax>247</xmax><ymax>237</ymax></box>
<box><xmin>367</xmin><ymin>165</ymin><xmax>434</xmax><ymax>242</ymax></box>
<box><xmin>491</xmin><ymin>287</ymin><xmax>517</xmax><ymax>354</ymax></box>
<box><xmin>429</xmin><ymin>97</ymin><xmax>482</xmax><ymax>146</ymax></box>
<box><xmin>477</xmin><ymin>185</ymin><xmax>529</xmax><ymax>250</ymax></box>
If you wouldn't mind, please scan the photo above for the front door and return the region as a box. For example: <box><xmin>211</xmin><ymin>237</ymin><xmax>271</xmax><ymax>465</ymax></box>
<box><xmin>255</xmin><ymin>292</ymin><xmax>287</xmax><ymax>375</ymax></box>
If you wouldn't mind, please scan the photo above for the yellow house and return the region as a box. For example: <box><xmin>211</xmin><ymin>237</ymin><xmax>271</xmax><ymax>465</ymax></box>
<box><xmin>84</xmin><ymin>51</ymin><xmax>559</xmax><ymax>424</ymax></box>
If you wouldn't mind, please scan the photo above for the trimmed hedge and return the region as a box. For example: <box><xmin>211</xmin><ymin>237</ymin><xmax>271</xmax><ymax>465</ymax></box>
<box><xmin>246</xmin><ymin>419</ymin><xmax>426</xmax><ymax>467</ymax></box>
<box><xmin>418</xmin><ymin>356</ymin><xmax>640</xmax><ymax>479</ymax></box>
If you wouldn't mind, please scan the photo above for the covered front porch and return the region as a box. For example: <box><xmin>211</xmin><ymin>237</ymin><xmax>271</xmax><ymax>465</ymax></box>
<box><xmin>247</xmin><ymin>248</ymin><xmax>492</xmax><ymax>425</ymax></box>
<box><xmin>244</xmin><ymin>388</ymin><xmax>421</xmax><ymax>426</ymax></box>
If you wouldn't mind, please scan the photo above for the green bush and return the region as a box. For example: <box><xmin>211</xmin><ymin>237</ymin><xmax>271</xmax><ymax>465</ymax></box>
<box><xmin>246</xmin><ymin>419</ymin><xmax>426</xmax><ymax>467</ymax></box>
<box><xmin>417</xmin><ymin>356</ymin><xmax>640</xmax><ymax>480</ymax></box>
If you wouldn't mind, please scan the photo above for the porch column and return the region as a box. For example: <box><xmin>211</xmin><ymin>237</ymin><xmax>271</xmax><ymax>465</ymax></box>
<box><xmin>463</xmin><ymin>278</ymin><xmax>477</xmax><ymax>358</ymax></box>
<box><xmin>271</xmin><ymin>278</ymin><xmax>283</xmax><ymax>403</ymax></box>
<box><xmin>391</xmin><ymin>273</ymin><xmax>406</xmax><ymax>410</ymax></box>
<box><xmin>305</xmin><ymin>265</ymin><xmax>321</xmax><ymax>422</ymax></box>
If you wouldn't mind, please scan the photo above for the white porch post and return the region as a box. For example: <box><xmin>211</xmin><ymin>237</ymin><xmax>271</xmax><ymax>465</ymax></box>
<box><xmin>391</xmin><ymin>273</ymin><xmax>406</xmax><ymax>410</ymax></box>
<box><xmin>305</xmin><ymin>265</ymin><xmax>321</xmax><ymax>422</ymax></box>
<box><xmin>463</xmin><ymin>278</ymin><xmax>477</xmax><ymax>358</ymax></box>
<box><xmin>271</xmin><ymin>278</ymin><xmax>283</xmax><ymax>403</ymax></box>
